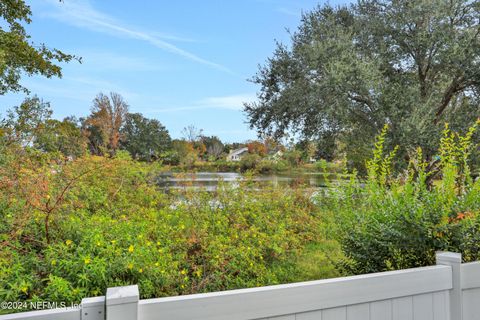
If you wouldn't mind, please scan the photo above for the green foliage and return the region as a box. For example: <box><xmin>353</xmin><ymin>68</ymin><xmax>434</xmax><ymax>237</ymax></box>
<box><xmin>171</xmin><ymin>140</ymin><xmax>197</xmax><ymax>167</ymax></box>
<box><xmin>120</xmin><ymin>113</ymin><xmax>171</xmax><ymax>161</ymax></box>
<box><xmin>34</xmin><ymin>118</ymin><xmax>86</xmax><ymax>158</ymax></box>
<box><xmin>158</xmin><ymin>150</ymin><xmax>181</xmax><ymax>166</ymax></box>
<box><xmin>245</xmin><ymin>0</ymin><xmax>480</xmax><ymax>168</ymax></box>
<box><xmin>201</xmin><ymin>136</ymin><xmax>224</xmax><ymax>160</ymax></box>
<box><xmin>365</xmin><ymin>124</ymin><xmax>399</xmax><ymax>186</ymax></box>
<box><xmin>0</xmin><ymin>0</ymin><xmax>77</xmax><ymax>94</ymax></box>
<box><xmin>283</xmin><ymin>149</ymin><xmax>302</xmax><ymax>167</ymax></box>
<box><xmin>327</xmin><ymin>121</ymin><xmax>480</xmax><ymax>274</ymax></box>
<box><xmin>1</xmin><ymin>97</ymin><xmax>87</xmax><ymax>159</ymax></box>
<box><xmin>0</xmin><ymin>153</ymin><xmax>326</xmax><ymax>310</ymax></box>
<box><xmin>256</xmin><ymin>159</ymin><xmax>289</xmax><ymax>174</ymax></box>
<box><xmin>1</xmin><ymin>96</ymin><xmax>52</xmax><ymax>146</ymax></box>
<box><xmin>239</xmin><ymin>153</ymin><xmax>261</xmax><ymax>172</ymax></box>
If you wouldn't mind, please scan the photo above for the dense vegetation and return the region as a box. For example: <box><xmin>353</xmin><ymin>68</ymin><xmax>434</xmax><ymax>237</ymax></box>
<box><xmin>2</xmin><ymin>0</ymin><xmax>480</xmax><ymax>315</ymax></box>
<box><xmin>323</xmin><ymin>122</ymin><xmax>480</xmax><ymax>273</ymax></box>
<box><xmin>0</xmin><ymin>149</ymin><xmax>337</xmax><ymax>311</ymax></box>
<box><xmin>0</xmin><ymin>97</ymin><xmax>340</xmax><ymax>310</ymax></box>
<box><xmin>0</xmin><ymin>0</ymin><xmax>77</xmax><ymax>94</ymax></box>
<box><xmin>3</xmin><ymin>108</ymin><xmax>480</xmax><ymax>312</ymax></box>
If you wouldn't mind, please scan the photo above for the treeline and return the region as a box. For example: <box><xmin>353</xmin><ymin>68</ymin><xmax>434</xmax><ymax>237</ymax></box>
<box><xmin>1</xmin><ymin>93</ymin><xmax>169</xmax><ymax>161</ymax></box>
<box><xmin>0</xmin><ymin>93</ymin><xmax>328</xmax><ymax>171</ymax></box>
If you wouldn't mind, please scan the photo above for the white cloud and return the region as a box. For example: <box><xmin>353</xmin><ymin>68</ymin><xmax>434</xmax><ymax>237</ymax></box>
<box><xmin>198</xmin><ymin>93</ymin><xmax>257</xmax><ymax>110</ymax></box>
<box><xmin>143</xmin><ymin>93</ymin><xmax>257</xmax><ymax>113</ymax></box>
<box><xmin>41</xmin><ymin>0</ymin><xmax>232</xmax><ymax>73</ymax></box>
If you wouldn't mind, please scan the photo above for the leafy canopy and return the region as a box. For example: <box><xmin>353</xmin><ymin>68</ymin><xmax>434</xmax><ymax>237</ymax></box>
<box><xmin>83</xmin><ymin>92</ymin><xmax>129</xmax><ymax>156</ymax></box>
<box><xmin>0</xmin><ymin>0</ymin><xmax>78</xmax><ymax>94</ymax></box>
<box><xmin>245</xmin><ymin>0</ymin><xmax>480</xmax><ymax>166</ymax></box>
<box><xmin>120</xmin><ymin>113</ymin><xmax>171</xmax><ymax>161</ymax></box>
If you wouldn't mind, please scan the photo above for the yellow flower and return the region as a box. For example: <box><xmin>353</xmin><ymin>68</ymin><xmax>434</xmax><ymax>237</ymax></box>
<box><xmin>195</xmin><ymin>270</ymin><xmax>202</xmax><ymax>278</ymax></box>
<box><xmin>128</xmin><ymin>245</ymin><xmax>134</xmax><ymax>253</ymax></box>
<box><xmin>146</xmin><ymin>241</ymin><xmax>152</xmax><ymax>246</ymax></box>
<box><xmin>96</xmin><ymin>241</ymin><xmax>101</xmax><ymax>247</ymax></box>
<box><xmin>155</xmin><ymin>262</ymin><xmax>159</xmax><ymax>267</ymax></box>
<box><xmin>156</xmin><ymin>241</ymin><xmax>161</xmax><ymax>246</ymax></box>
<box><xmin>21</xmin><ymin>286</ymin><xmax>28</xmax><ymax>294</ymax></box>
<box><xmin>111</xmin><ymin>240</ymin><xmax>116</xmax><ymax>244</ymax></box>
<box><xmin>180</xmin><ymin>269</ymin><xmax>187</xmax><ymax>275</ymax></box>
<box><xmin>138</xmin><ymin>268</ymin><xmax>143</xmax><ymax>273</ymax></box>
<box><xmin>51</xmin><ymin>260</ymin><xmax>57</xmax><ymax>266</ymax></box>
<box><xmin>128</xmin><ymin>263</ymin><xmax>133</xmax><ymax>270</ymax></box>
<box><xmin>65</xmin><ymin>239</ymin><xmax>72</xmax><ymax>246</ymax></box>
<box><xmin>84</xmin><ymin>258</ymin><xmax>91</xmax><ymax>265</ymax></box>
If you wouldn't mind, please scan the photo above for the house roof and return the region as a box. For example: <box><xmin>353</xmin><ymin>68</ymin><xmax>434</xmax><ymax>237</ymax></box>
<box><xmin>228</xmin><ymin>147</ymin><xmax>248</xmax><ymax>156</ymax></box>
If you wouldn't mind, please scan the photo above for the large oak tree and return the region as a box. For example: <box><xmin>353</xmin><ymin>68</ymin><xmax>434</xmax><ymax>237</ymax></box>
<box><xmin>245</xmin><ymin>0</ymin><xmax>480</xmax><ymax>167</ymax></box>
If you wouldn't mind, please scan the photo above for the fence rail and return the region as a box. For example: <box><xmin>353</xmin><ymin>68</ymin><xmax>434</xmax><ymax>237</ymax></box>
<box><xmin>1</xmin><ymin>251</ymin><xmax>479</xmax><ymax>320</ymax></box>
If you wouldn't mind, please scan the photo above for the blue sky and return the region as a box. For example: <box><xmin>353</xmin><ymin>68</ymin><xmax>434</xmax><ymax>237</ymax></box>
<box><xmin>2</xmin><ymin>0</ymin><xmax>350</xmax><ymax>142</ymax></box>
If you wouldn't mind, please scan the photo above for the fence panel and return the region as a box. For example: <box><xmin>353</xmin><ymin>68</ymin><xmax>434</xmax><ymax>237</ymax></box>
<box><xmin>0</xmin><ymin>308</ymin><xmax>80</xmax><ymax>320</ymax></box>
<box><xmin>462</xmin><ymin>261</ymin><xmax>480</xmax><ymax>320</ymax></box>
<box><xmin>137</xmin><ymin>265</ymin><xmax>451</xmax><ymax>320</ymax></box>
<box><xmin>7</xmin><ymin>251</ymin><xmax>480</xmax><ymax>320</ymax></box>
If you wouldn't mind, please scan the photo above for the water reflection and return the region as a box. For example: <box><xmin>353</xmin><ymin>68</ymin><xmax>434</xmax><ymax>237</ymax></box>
<box><xmin>157</xmin><ymin>172</ymin><xmax>334</xmax><ymax>191</ymax></box>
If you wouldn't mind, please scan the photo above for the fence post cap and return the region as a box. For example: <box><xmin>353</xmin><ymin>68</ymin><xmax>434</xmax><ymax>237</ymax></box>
<box><xmin>82</xmin><ymin>296</ymin><xmax>105</xmax><ymax>307</ymax></box>
<box><xmin>436</xmin><ymin>251</ymin><xmax>462</xmax><ymax>263</ymax></box>
<box><xmin>106</xmin><ymin>285</ymin><xmax>139</xmax><ymax>306</ymax></box>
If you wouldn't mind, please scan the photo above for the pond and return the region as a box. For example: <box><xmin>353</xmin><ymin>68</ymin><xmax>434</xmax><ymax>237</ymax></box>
<box><xmin>157</xmin><ymin>171</ymin><xmax>338</xmax><ymax>191</ymax></box>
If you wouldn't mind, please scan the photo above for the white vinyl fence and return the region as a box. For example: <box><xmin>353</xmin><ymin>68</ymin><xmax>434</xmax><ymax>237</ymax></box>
<box><xmin>1</xmin><ymin>252</ymin><xmax>479</xmax><ymax>320</ymax></box>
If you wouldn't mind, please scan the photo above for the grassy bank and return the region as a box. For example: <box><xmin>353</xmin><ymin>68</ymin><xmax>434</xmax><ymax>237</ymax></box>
<box><xmin>165</xmin><ymin>158</ymin><xmax>345</xmax><ymax>175</ymax></box>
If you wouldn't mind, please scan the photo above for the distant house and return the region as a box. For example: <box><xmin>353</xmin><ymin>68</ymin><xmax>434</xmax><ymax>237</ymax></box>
<box><xmin>226</xmin><ymin>147</ymin><xmax>249</xmax><ymax>161</ymax></box>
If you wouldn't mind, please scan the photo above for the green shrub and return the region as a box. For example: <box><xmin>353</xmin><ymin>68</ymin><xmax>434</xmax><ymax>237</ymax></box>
<box><xmin>327</xmin><ymin>121</ymin><xmax>480</xmax><ymax>274</ymax></box>
<box><xmin>239</xmin><ymin>154</ymin><xmax>261</xmax><ymax>172</ymax></box>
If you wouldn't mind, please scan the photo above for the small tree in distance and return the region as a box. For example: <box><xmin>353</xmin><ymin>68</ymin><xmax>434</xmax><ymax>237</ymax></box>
<box><xmin>120</xmin><ymin>113</ymin><xmax>171</xmax><ymax>161</ymax></box>
<box><xmin>83</xmin><ymin>92</ymin><xmax>129</xmax><ymax>156</ymax></box>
